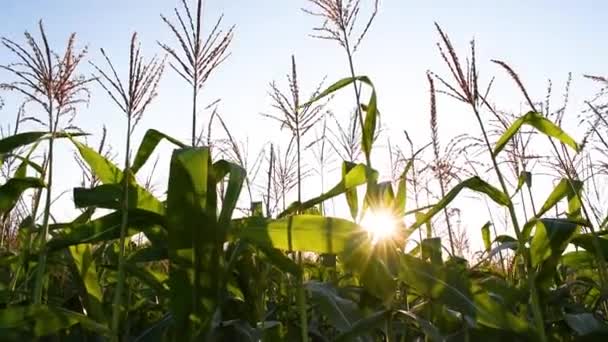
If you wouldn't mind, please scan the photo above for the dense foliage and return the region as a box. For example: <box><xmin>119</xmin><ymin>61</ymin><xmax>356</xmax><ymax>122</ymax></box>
<box><xmin>1</xmin><ymin>1</ymin><xmax>608</xmax><ymax>341</ymax></box>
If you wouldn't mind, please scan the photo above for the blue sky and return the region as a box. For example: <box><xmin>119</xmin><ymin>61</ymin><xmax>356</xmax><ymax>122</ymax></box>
<box><xmin>1</xmin><ymin>1</ymin><xmax>607</xmax><ymax>250</ymax></box>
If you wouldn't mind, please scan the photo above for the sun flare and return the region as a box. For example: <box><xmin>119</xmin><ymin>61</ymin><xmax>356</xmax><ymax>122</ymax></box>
<box><xmin>360</xmin><ymin>210</ymin><xmax>399</xmax><ymax>244</ymax></box>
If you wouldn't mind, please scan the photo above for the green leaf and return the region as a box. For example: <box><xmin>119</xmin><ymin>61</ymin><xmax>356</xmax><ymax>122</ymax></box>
<box><xmin>399</xmin><ymin>254</ymin><xmax>529</xmax><ymax>333</ymax></box>
<box><xmin>512</xmin><ymin>171</ymin><xmax>532</xmax><ymax>198</ymax></box>
<box><xmin>410</xmin><ymin>177</ymin><xmax>509</xmax><ymax>231</ymax></box>
<box><xmin>73</xmin><ymin>180</ymin><xmax>164</xmax><ymax>215</ymax></box>
<box><xmin>71</xmin><ymin>139</ymin><xmax>123</xmax><ymax>183</ymax></box>
<box><xmin>236</xmin><ymin>215</ymin><xmax>362</xmax><ymax>254</ymax></box>
<box><xmin>0</xmin><ymin>178</ymin><xmax>45</xmax><ymax>215</ymax></box>
<box><xmin>131</xmin><ymin>129</ymin><xmax>186</xmax><ymax>174</ymax></box>
<box><xmin>530</xmin><ymin>218</ymin><xmax>579</xmax><ymax>267</ymax></box>
<box><xmin>68</xmin><ymin>244</ymin><xmax>107</xmax><ymax>324</ymax></box>
<box><xmin>13</xmin><ymin>141</ymin><xmax>44</xmax><ymax>177</ymax></box>
<box><xmin>334</xmin><ymin>310</ymin><xmax>390</xmax><ymax>342</ymax></box>
<box><xmin>421</xmin><ymin>238</ymin><xmax>443</xmax><ymax>265</ymax></box>
<box><xmin>279</xmin><ymin>162</ymin><xmax>377</xmax><ymax>218</ymax></box>
<box><xmin>0</xmin><ymin>131</ymin><xmax>86</xmax><ymax>154</ymax></box>
<box><xmin>344</xmin><ymin>162</ymin><xmax>361</xmax><ymax>221</ymax></box>
<box><xmin>493</xmin><ymin>111</ymin><xmax>579</xmax><ymax>156</ymax></box>
<box><xmin>0</xmin><ymin>304</ymin><xmax>111</xmax><ymax>337</ymax></box>
<box><xmin>395</xmin><ymin>143</ymin><xmax>429</xmax><ymax>216</ymax></box>
<box><xmin>166</xmin><ymin>147</ymin><xmax>222</xmax><ymax>337</ymax></box>
<box><xmin>522</xmin><ymin>178</ymin><xmax>583</xmax><ymax>239</ymax></box>
<box><xmin>213</xmin><ymin>160</ymin><xmax>245</xmax><ymax>227</ymax></box>
<box><xmin>124</xmin><ymin>263</ymin><xmax>168</xmax><ymax>296</ymax></box>
<box><xmin>572</xmin><ymin>234</ymin><xmax>608</xmax><ymax>260</ymax></box>
<box><xmin>565</xmin><ymin>313</ymin><xmax>608</xmax><ymax>336</ymax></box>
<box><xmin>395</xmin><ymin>310</ymin><xmax>444</xmax><ymax>342</ymax></box>
<box><xmin>361</xmin><ymin>83</ymin><xmax>378</xmax><ymax>163</ymax></box>
<box><xmin>259</xmin><ymin>247</ymin><xmax>300</xmax><ymax>276</ymax></box>
<box><xmin>481</xmin><ymin>222</ymin><xmax>492</xmax><ymax>252</ymax></box>
<box><xmin>48</xmin><ymin>209</ymin><xmax>166</xmax><ymax>251</ymax></box>
<box><xmin>307</xmin><ymin>281</ymin><xmax>363</xmax><ymax>333</ymax></box>
<box><xmin>304</xmin><ymin>76</ymin><xmax>369</xmax><ymax>105</ymax></box>
<box><xmin>304</xmin><ymin>76</ymin><xmax>378</xmax><ymax>163</ymax></box>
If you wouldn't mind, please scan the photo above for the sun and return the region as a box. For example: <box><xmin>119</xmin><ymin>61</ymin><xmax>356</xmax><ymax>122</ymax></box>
<box><xmin>360</xmin><ymin>209</ymin><xmax>399</xmax><ymax>244</ymax></box>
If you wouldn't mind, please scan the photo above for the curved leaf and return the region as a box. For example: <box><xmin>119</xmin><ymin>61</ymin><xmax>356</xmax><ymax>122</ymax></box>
<box><xmin>481</xmin><ymin>222</ymin><xmax>492</xmax><ymax>252</ymax></box>
<box><xmin>68</xmin><ymin>243</ymin><xmax>107</xmax><ymax>324</ymax></box>
<box><xmin>493</xmin><ymin>111</ymin><xmax>579</xmax><ymax>156</ymax></box>
<box><xmin>0</xmin><ymin>177</ymin><xmax>45</xmax><ymax>215</ymax></box>
<box><xmin>131</xmin><ymin>129</ymin><xmax>186</xmax><ymax>174</ymax></box>
<box><xmin>48</xmin><ymin>209</ymin><xmax>166</xmax><ymax>251</ymax></box>
<box><xmin>410</xmin><ymin>177</ymin><xmax>509</xmax><ymax>231</ymax></box>
<box><xmin>279</xmin><ymin>162</ymin><xmax>377</xmax><ymax>218</ymax></box>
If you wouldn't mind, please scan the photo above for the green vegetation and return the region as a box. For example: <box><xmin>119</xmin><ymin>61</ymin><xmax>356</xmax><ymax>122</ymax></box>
<box><xmin>1</xmin><ymin>0</ymin><xmax>608</xmax><ymax>341</ymax></box>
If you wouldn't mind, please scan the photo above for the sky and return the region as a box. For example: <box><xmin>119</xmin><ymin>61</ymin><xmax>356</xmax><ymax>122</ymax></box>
<box><xmin>1</xmin><ymin>1</ymin><xmax>607</xmax><ymax>253</ymax></box>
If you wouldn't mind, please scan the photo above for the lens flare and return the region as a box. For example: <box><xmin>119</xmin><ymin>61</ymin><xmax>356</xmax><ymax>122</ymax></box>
<box><xmin>360</xmin><ymin>209</ymin><xmax>398</xmax><ymax>244</ymax></box>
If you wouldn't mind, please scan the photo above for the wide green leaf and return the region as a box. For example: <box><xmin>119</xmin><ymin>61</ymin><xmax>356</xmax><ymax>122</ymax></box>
<box><xmin>166</xmin><ymin>147</ymin><xmax>221</xmax><ymax>338</ymax></box>
<box><xmin>0</xmin><ymin>304</ymin><xmax>111</xmax><ymax>337</ymax></box>
<box><xmin>493</xmin><ymin>111</ymin><xmax>579</xmax><ymax>156</ymax></box>
<box><xmin>0</xmin><ymin>131</ymin><xmax>86</xmax><ymax>154</ymax></box>
<box><xmin>73</xmin><ymin>180</ymin><xmax>164</xmax><ymax>215</ymax></box>
<box><xmin>530</xmin><ymin>218</ymin><xmax>579</xmax><ymax>267</ymax></box>
<box><xmin>236</xmin><ymin>215</ymin><xmax>362</xmax><ymax>254</ymax></box>
<box><xmin>68</xmin><ymin>243</ymin><xmax>107</xmax><ymax>324</ymax></box>
<box><xmin>131</xmin><ymin>129</ymin><xmax>186</xmax><ymax>174</ymax></box>
<box><xmin>48</xmin><ymin>209</ymin><xmax>166</xmax><ymax>251</ymax></box>
<box><xmin>0</xmin><ymin>177</ymin><xmax>45</xmax><ymax>215</ymax></box>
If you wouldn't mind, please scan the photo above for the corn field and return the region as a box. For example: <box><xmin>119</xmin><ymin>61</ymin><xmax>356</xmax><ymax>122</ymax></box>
<box><xmin>1</xmin><ymin>1</ymin><xmax>608</xmax><ymax>341</ymax></box>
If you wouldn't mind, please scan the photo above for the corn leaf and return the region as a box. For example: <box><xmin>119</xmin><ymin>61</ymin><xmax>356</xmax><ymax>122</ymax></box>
<box><xmin>166</xmin><ymin>147</ymin><xmax>222</xmax><ymax>337</ymax></box>
<box><xmin>131</xmin><ymin>129</ymin><xmax>186</xmax><ymax>174</ymax></box>
<box><xmin>410</xmin><ymin>177</ymin><xmax>509</xmax><ymax>231</ymax></box>
<box><xmin>493</xmin><ymin>111</ymin><xmax>579</xmax><ymax>156</ymax></box>
<box><xmin>68</xmin><ymin>243</ymin><xmax>107</xmax><ymax>324</ymax></box>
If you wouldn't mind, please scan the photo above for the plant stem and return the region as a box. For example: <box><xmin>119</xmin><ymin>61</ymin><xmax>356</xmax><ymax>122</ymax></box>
<box><xmin>296</xmin><ymin>252</ymin><xmax>308</xmax><ymax>342</ymax></box>
<box><xmin>192</xmin><ymin>81</ymin><xmax>198</xmax><ymax>146</ymax></box>
<box><xmin>33</xmin><ymin>95</ymin><xmax>55</xmax><ymax>305</ymax></box>
<box><xmin>112</xmin><ymin>113</ymin><xmax>132</xmax><ymax>340</ymax></box>
<box><xmin>342</xmin><ymin>31</ymin><xmax>368</xmax><ymax>167</ymax></box>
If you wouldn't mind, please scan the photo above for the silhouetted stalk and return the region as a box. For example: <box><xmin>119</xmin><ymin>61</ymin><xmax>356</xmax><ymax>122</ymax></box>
<box><xmin>428</xmin><ymin>74</ymin><xmax>456</xmax><ymax>255</ymax></box>
<box><xmin>112</xmin><ymin>112</ymin><xmax>132</xmax><ymax>340</ymax></box>
<box><xmin>32</xmin><ymin>93</ymin><xmax>54</xmax><ymax>304</ymax></box>
<box><xmin>342</xmin><ymin>34</ymin><xmax>366</xmax><ymax>165</ymax></box>
<box><xmin>160</xmin><ymin>0</ymin><xmax>234</xmax><ymax>147</ymax></box>
<box><xmin>90</xmin><ymin>33</ymin><xmax>164</xmax><ymax>340</ymax></box>
<box><xmin>1</xmin><ymin>22</ymin><xmax>91</xmax><ymax>305</ymax></box>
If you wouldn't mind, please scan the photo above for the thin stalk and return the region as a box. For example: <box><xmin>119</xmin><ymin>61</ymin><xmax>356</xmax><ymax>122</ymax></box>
<box><xmin>438</xmin><ymin>178</ymin><xmax>455</xmax><ymax>256</ymax></box>
<box><xmin>295</xmin><ymin>121</ymin><xmax>308</xmax><ymax>341</ymax></box>
<box><xmin>192</xmin><ymin>79</ymin><xmax>198</xmax><ymax>146</ymax></box>
<box><xmin>112</xmin><ymin>113</ymin><xmax>133</xmax><ymax>340</ymax></box>
<box><xmin>32</xmin><ymin>93</ymin><xmax>55</xmax><ymax>304</ymax></box>
<box><xmin>342</xmin><ymin>30</ymin><xmax>368</xmax><ymax>166</ymax></box>
<box><xmin>266</xmin><ymin>144</ymin><xmax>274</xmax><ymax>217</ymax></box>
